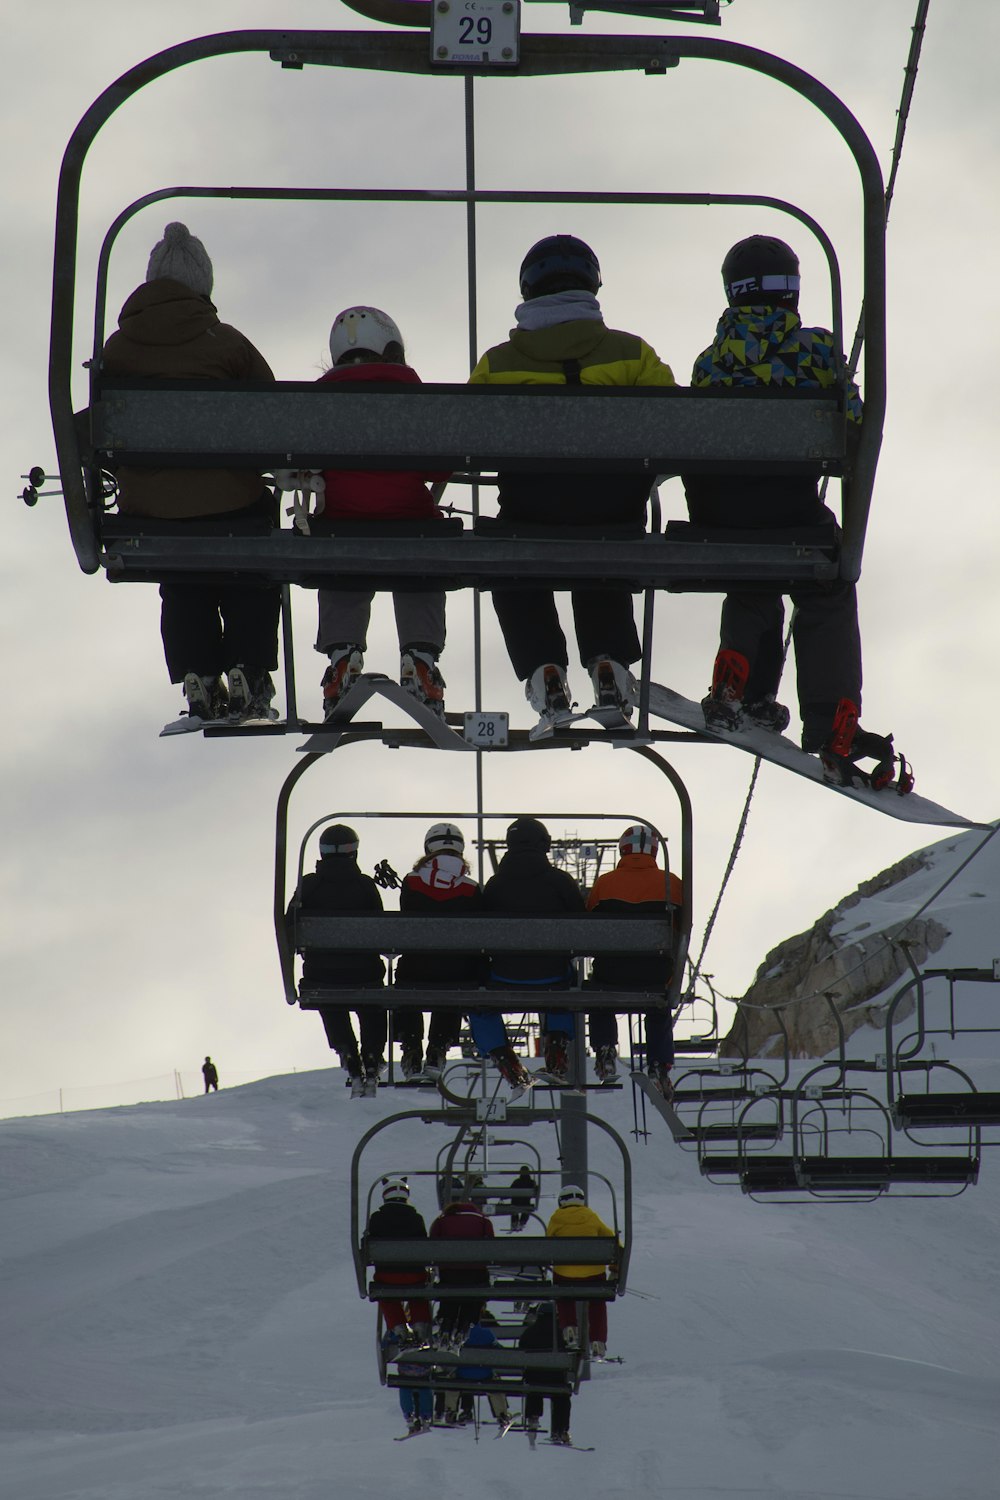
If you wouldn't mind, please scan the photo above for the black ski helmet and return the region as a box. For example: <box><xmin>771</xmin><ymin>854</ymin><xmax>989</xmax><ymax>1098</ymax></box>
<box><xmin>721</xmin><ymin>235</ymin><xmax>800</xmax><ymax>307</ymax></box>
<box><xmin>519</xmin><ymin>235</ymin><xmax>602</xmax><ymax>300</ymax></box>
<box><xmin>319</xmin><ymin>823</ymin><xmax>360</xmax><ymax>857</ymax></box>
<box><xmin>506</xmin><ymin>816</ymin><xmax>551</xmax><ymax>853</ymax></box>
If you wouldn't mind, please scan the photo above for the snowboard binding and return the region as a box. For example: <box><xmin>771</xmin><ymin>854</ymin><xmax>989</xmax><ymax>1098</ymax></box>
<box><xmin>819</xmin><ymin>700</ymin><xmax>914</xmax><ymax>795</ymax></box>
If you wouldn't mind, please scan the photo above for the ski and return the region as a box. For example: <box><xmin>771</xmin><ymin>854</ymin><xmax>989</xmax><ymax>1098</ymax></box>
<box><xmin>529</xmin><ymin>703</ymin><xmax>633</xmax><ymax>742</ymax></box>
<box><xmin>394</xmin><ymin>1427</ymin><xmax>431</xmax><ymax>1441</ymax></box>
<box><xmin>543</xmin><ymin>1440</ymin><xmax>595</xmax><ymax>1451</ymax></box>
<box><xmin>495</xmin><ymin>1417</ymin><xmax>516</xmax><ymax>1439</ymax></box>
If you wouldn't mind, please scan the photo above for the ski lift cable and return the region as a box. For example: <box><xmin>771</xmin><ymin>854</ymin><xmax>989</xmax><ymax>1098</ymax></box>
<box><xmin>694</xmin><ymin>1</ymin><xmax>933</xmax><ymax>989</ymax></box>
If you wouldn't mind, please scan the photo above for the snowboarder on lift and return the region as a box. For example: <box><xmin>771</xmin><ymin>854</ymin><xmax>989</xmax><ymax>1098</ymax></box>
<box><xmin>393</xmin><ymin>823</ymin><xmax>482</xmax><ymax>1078</ymax></box>
<box><xmin>286</xmin><ymin>823</ymin><xmax>387</xmax><ymax>1097</ymax></box>
<box><xmin>277</xmin><ymin>306</ymin><xmax>450</xmax><ymax>721</ymax></box>
<box><xmin>473</xmin><ymin>817</ymin><xmax>586</xmax><ymax>1089</ymax></box>
<box><xmin>201</xmin><ymin>1056</ymin><xmax>219</xmax><ymax>1093</ymax></box>
<box><xmin>682</xmin><ymin>235</ymin><xmax>911</xmax><ymax>793</ymax></box>
<box><xmin>101</xmin><ymin>222</ymin><xmax>281</xmax><ymax>725</ymax></box>
<box><xmin>586</xmin><ymin>823</ymin><xmax>680</xmax><ymax>1096</ymax></box>
<box><xmin>470</xmin><ymin>235</ymin><xmax>676</xmax><ymax>732</ymax></box>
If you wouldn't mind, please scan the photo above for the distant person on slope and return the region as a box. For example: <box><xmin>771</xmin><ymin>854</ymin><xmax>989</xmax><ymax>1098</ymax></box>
<box><xmin>586</xmin><ymin>823</ymin><xmax>681</xmax><ymax>1097</ymax></box>
<box><xmin>682</xmin><ymin>234</ymin><xmax>909</xmax><ymax>792</ymax></box>
<box><xmin>201</xmin><ymin>1056</ymin><xmax>219</xmax><ymax>1093</ymax></box>
<box><xmin>286</xmin><ymin>823</ymin><xmax>386</xmax><ymax>1098</ymax></box>
<box><xmin>101</xmin><ymin>222</ymin><xmax>281</xmax><ymax>724</ymax></box>
<box><xmin>393</xmin><ymin>823</ymin><xmax>482</xmax><ymax>1079</ymax></box>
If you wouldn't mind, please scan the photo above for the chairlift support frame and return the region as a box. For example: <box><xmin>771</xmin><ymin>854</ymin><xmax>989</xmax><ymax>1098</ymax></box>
<box><xmin>50</xmin><ymin>24</ymin><xmax>884</xmax><ymax>591</ymax></box>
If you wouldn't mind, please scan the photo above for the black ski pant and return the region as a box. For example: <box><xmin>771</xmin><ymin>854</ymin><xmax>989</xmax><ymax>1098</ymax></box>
<box><xmin>318</xmin><ymin>1002</ymin><xmax>387</xmax><ymax>1074</ymax></box>
<box><xmin>158</xmin><ymin>493</ymin><xmax>281</xmax><ymax>683</ymax></box>
<box><xmin>524</xmin><ymin>1386</ymin><xmax>571</xmax><ymax>1434</ymax></box>
<box><xmin>719</xmin><ymin>582</ymin><xmax>862</xmax><ymax>747</ymax></box>
<box><xmin>684</xmin><ymin>488</ymin><xmax>862</xmax><ymax>746</ymax></box>
<box><xmin>392</xmin><ymin>1005</ymin><xmax>464</xmax><ymax>1056</ymax></box>
<box><xmin>492</xmin><ymin>587</ymin><xmax>641</xmax><ymax>680</ymax></box>
<box><xmin>588</xmin><ymin>1007</ymin><xmax>674</xmax><ymax>1068</ymax></box>
<box><xmin>436</xmin><ymin>1271</ymin><xmax>486</xmax><ymax>1341</ymax></box>
<box><xmin>489</xmin><ymin>478</ymin><xmax>648</xmax><ymax>681</ymax></box>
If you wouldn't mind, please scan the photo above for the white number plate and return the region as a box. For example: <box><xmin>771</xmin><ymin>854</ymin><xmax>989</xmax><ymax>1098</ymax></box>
<box><xmin>431</xmin><ymin>0</ymin><xmax>521</xmax><ymax>67</ymax></box>
<box><xmin>463</xmin><ymin>711</ymin><xmax>510</xmax><ymax>748</ymax></box>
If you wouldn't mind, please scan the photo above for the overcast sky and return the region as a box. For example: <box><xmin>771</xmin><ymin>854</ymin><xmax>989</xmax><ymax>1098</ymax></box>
<box><xmin>2</xmin><ymin>0</ymin><xmax>997</xmax><ymax>1116</ymax></box>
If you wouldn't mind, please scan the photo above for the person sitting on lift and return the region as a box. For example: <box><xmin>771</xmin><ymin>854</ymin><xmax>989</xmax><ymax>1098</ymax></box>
<box><xmin>286</xmin><ymin>823</ymin><xmax>387</xmax><ymax>1097</ymax></box>
<box><xmin>546</xmin><ymin>1182</ymin><xmax>617</xmax><ymax>1360</ymax></box>
<box><xmin>474</xmin><ymin>817</ymin><xmax>585</xmax><ymax>1089</ymax></box>
<box><xmin>101</xmin><ymin>222</ymin><xmax>281</xmax><ymax>724</ymax></box>
<box><xmin>470</xmin><ymin>234</ymin><xmax>676</xmax><ymax>732</ymax></box>
<box><xmin>682</xmin><ymin>235</ymin><xmax>910</xmax><ymax>792</ymax></box>
<box><xmin>284</xmin><ymin>306</ymin><xmax>450</xmax><ymax>721</ymax></box>
<box><xmin>586</xmin><ymin>823</ymin><xmax>680</xmax><ymax>1097</ymax></box>
<box><xmin>367</xmin><ymin>1177</ymin><xmax>432</xmax><ymax>1352</ymax></box>
<box><xmin>394</xmin><ymin>823</ymin><xmax>482</xmax><ymax>1079</ymax></box>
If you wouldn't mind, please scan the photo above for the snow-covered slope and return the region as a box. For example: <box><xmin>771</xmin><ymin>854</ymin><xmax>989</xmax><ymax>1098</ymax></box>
<box><xmin>2</xmin><ymin>1066</ymin><xmax>998</xmax><ymax>1500</ymax></box>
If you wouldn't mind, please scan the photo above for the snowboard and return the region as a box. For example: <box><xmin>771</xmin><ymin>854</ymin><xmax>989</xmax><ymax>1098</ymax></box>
<box><xmin>646</xmin><ymin>682</ymin><xmax>987</xmax><ymax>829</ymax></box>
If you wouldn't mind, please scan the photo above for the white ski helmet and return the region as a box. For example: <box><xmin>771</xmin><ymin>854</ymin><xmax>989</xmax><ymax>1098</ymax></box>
<box><xmin>381</xmin><ymin>1176</ymin><xmax>410</xmax><ymax>1203</ymax></box>
<box><xmin>619</xmin><ymin>823</ymin><xmax>660</xmax><ymax>859</ymax></box>
<box><xmin>329</xmin><ymin>306</ymin><xmax>404</xmax><ymax>366</ymax></box>
<box><xmin>557</xmin><ymin>1183</ymin><xmax>586</xmax><ymax>1207</ymax></box>
<box><xmin>424</xmin><ymin>822</ymin><xmax>465</xmax><ymax>856</ymax></box>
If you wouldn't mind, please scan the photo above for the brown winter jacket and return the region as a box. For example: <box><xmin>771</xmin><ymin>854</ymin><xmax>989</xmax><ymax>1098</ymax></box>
<box><xmin>101</xmin><ymin>278</ymin><xmax>274</xmax><ymax>519</ymax></box>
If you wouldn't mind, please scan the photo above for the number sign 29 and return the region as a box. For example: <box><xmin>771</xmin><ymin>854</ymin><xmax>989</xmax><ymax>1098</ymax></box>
<box><xmin>431</xmin><ymin>0</ymin><xmax>521</xmax><ymax>67</ymax></box>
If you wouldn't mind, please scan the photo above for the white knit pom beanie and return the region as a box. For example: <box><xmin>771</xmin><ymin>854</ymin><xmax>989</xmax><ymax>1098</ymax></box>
<box><xmin>146</xmin><ymin>222</ymin><xmax>214</xmax><ymax>297</ymax></box>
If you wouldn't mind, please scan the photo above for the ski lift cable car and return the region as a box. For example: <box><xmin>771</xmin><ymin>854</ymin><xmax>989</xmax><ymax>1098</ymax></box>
<box><xmin>275</xmin><ymin>782</ymin><xmax>691</xmax><ymax>1018</ymax></box>
<box><xmin>349</xmin><ymin>1106</ymin><xmax>633</xmax><ymax>1299</ymax></box>
<box><xmin>883</xmin><ymin>960</ymin><xmax>1000</xmax><ymax>1135</ymax></box>
<box><xmin>48</xmin><ymin>22</ymin><xmax>884</xmax><ymax>592</ymax></box>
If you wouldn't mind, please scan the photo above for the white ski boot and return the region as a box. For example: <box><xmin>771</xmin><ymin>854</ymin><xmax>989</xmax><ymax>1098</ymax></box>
<box><xmin>586</xmin><ymin>656</ymin><xmax>637</xmax><ymax>721</ymax></box>
<box><xmin>526</xmin><ymin>663</ymin><xmax>576</xmax><ymax>739</ymax></box>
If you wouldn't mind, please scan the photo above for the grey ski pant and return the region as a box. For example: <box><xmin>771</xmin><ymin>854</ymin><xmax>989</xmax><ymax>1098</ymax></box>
<box><xmin>316</xmin><ymin>588</ymin><xmax>445</xmax><ymax>656</ymax></box>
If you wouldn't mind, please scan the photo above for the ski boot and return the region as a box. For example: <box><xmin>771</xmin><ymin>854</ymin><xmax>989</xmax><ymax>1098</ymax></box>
<box><xmin>587</xmin><ymin>656</ymin><xmax>637</xmax><ymax>721</ymax></box>
<box><xmin>562</xmin><ymin>1325</ymin><xmax>579</xmax><ymax>1351</ymax></box>
<box><xmin>551</xmin><ymin>1430</ymin><xmax>572</xmax><ymax>1446</ymax></box>
<box><xmin>648</xmin><ymin>1063</ymin><xmax>673</xmax><ymax>1101</ymax></box>
<box><xmin>526</xmin><ymin>663</ymin><xmax>576</xmax><ymax>737</ymax></box>
<box><xmin>595</xmin><ymin>1046</ymin><xmax>619</xmax><ymax>1083</ymax></box>
<box><xmin>183</xmin><ymin>672</ymin><xmax>229</xmax><ymax>722</ymax></box>
<box><xmin>537</xmin><ymin>1034</ymin><xmax>569</xmax><ymax>1085</ymax></box>
<box><xmin>591</xmin><ymin>1340</ymin><xmax>607</xmax><ymax>1359</ymax></box>
<box><xmin>227</xmin><ymin>665</ymin><xmax>278</xmax><ymax>721</ymax></box>
<box><xmin>418</xmin><ymin>1417</ymin><xmax>433</xmax><ymax>1434</ymax></box>
<box><xmin>814</xmin><ymin>699</ymin><xmax>914</xmax><ymax>794</ymax></box>
<box><xmin>322</xmin><ymin>646</ymin><xmax>364</xmax><ymax>719</ymax></box>
<box><xmin>423</xmin><ymin>1047</ymin><xmax>446</xmax><ymax>1079</ymax></box>
<box><xmin>701</xmin><ymin>648</ymin><xmax>749</xmax><ymax>733</ymax></box>
<box><xmin>489</xmin><ymin>1044</ymin><xmax>534</xmax><ymax>1098</ymax></box>
<box><xmin>400</xmin><ymin>1047</ymin><xmax>424</xmax><ymax>1080</ymax></box>
<box><xmin>743</xmin><ymin>693</ymin><xmax>790</xmax><ymax>734</ymax></box>
<box><xmin>361</xmin><ymin>1068</ymin><xmax>379</xmax><ymax>1099</ymax></box>
<box><xmin>400</xmin><ymin>646</ymin><xmax>446</xmax><ymax>717</ymax></box>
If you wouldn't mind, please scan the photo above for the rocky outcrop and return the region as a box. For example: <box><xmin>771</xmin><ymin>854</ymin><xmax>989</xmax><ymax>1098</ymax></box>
<box><xmin>719</xmin><ymin>851</ymin><xmax>950</xmax><ymax>1058</ymax></box>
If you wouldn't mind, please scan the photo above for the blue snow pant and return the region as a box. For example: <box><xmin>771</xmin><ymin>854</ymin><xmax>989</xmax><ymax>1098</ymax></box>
<box><xmin>399</xmin><ymin>1387</ymin><xmax>433</xmax><ymax>1422</ymax></box>
<box><xmin>470</xmin><ymin>1007</ymin><xmax>574</xmax><ymax>1056</ymax></box>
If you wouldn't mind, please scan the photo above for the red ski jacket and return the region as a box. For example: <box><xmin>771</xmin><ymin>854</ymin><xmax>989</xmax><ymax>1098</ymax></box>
<box><xmin>316</xmin><ymin>363</ymin><xmax>449</xmax><ymax>520</ymax></box>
